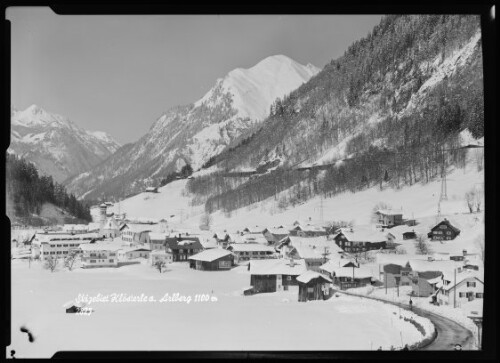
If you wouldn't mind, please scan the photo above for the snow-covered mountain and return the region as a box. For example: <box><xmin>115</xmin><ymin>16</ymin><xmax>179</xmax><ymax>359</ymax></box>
<box><xmin>9</xmin><ymin>104</ymin><xmax>121</xmax><ymax>182</ymax></box>
<box><xmin>66</xmin><ymin>55</ymin><xmax>320</xmax><ymax>199</ymax></box>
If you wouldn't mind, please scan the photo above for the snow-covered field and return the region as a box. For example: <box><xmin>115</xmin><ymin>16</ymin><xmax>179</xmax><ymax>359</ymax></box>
<box><xmin>109</xmin><ymin>150</ymin><xmax>483</xmax><ymax>235</ymax></box>
<box><xmin>9</xmin><ymin>259</ymin><xmax>429</xmax><ymax>357</ymax></box>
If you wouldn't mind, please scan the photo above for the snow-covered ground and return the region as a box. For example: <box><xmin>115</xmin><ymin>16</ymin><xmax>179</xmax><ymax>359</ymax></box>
<box><xmin>109</xmin><ymin>150</ymin><xmax>483</xmax><ymax>238</ymax></box>
<box><xmin>10</xmin><ymin>259</ymin><xmax>430</xmax><ymax>357</ymax></box>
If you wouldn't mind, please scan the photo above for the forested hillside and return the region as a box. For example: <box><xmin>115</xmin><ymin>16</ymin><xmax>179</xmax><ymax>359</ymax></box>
<box><xmin>186</xmin><ymin>15</ymin><xmax>484</xmax><ymax>214</ymax></box>
<box><xmin>6</xmin><ymin>153</ymin><xmax>92</xmax><ymax>225</ymax></box>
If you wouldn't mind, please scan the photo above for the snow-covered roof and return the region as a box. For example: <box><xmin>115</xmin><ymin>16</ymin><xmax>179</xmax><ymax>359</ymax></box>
<box><xmin>292</xmin><ymin>245</ymin><xmax>324</xmax><ymax>260</ymax></box>
<box><xmin>319</xmin><ymin>258</ymin><xmax>357</xmax><ymax>273</ymax></box>
<box><xmin>243</xmin><ymin>226</ymin><xmax>265</xmax><ymax>234</ymax></box>
<box><xmin>149</xmin><ymin>232</ymin><xmax>168</xmax><ymax>241</ymax></box>
<box><xmin>119</xmin><ymin>246</ymin><xmax>151</xmax><ymax>253</ymax></box>
<box><xmin>407</xmin><ymin>259</ymin><xmax>462</xmax><ymax>273</ymax></box>
<box><xmin>333</xmin><ymin>267</ymin><xmax>374</xmax><ymax>279</ymax></box>
<box><xmin>240</xmin><ymin>235</ymin><xmax>269</xmax><ymax>244</ymax></box>
<box><xmin>376</xmin><ymin>209</ymin><xmax>403</xmax><ymax>216</ymax></box>
<box><xmin>335</xmin><ymin>227</ymin><xmax>387</xmax><ymax>243</ymax></box>
<box><xmin>249</xmin><ymin>258</ymin><xmax>307</xmax><ymax>276</ymax></box>
<box><xmin>80</xmin><ymin>243</ymin><xmax>122</xmax><ymax>252</ymax></box>
<box><xmin>263</xmin><ymin>227</ymin><xmax>290</xmax><ymax>235</ymax></box>
<box><xmin>296</xmin><ymin>271</ymin><xmax>332</xmax><ymax>284</ymax></box>
<box><xmin>188</xmin><ymin>249</ymin><xmax>233</xmax><ymax>262</ymax></box>
<box><xmin>228</xmin><ymin>244</ymin><xmax>275</xmax><ymax>252</ymax></box>
<box><xmin>441</xmin><ymin>273</ymin><xmax>483</xmax><ymax>291</ymax></box>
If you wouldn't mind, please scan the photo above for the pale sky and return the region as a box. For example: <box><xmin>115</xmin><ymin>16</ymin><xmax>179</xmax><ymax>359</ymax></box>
<box><xmin>8</xmin><ymin>8</ymin><xmax>382</xmax><ymax>144</ymax></box>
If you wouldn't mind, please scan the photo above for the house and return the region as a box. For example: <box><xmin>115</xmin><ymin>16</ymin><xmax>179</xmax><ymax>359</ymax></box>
<box><xmin>262</xmin><ymin>227</ymin><xmax>289</xmax><ymax>244</ymax></box>
<box><xmin>375</xmin><ymin>209</ymin><xmax>404</xmax><ymax>228</ymax></box>
<box><xmin>331</xmin><ymin>266</ymin><xmax>375</xmax><ymax>290</ymax></box>
<box><xmin>296</xmin><ymin>224</ymin><xmax>328</xmax><ymax>237</ymax></box>
<box><xmin>148</xmin><ymin>232</ymin><xmax>168</xmax><ymax>250</ymax></box>
<box><xmin>227</xmin><ymin>243</ymin><xmax>276</xmax><ymax>263</ymax></box>
<box><xmin>297</xmin><ymin>271</ymin><xmax>332</xmax><ymax>302</ymax></box>
<box><xmin>288</xmin><ymin>225</ymin><xmax>303</xmax><ymax>236</ymax></box>
<box><xmin>403</xmin><ymin>231</ymin><xmax>417</xmax><ymax>240</ymax></box>
<box><xmin>120</xmin><ymin>224</ymin><xmax>154</xmax><ymax>245</ymax></box>
<box><xmin>428</xmin><ymin>218</ymin><xmax>461</xmax><ymax>241</ymax></box>
<box><xmin>319</xmin><ymin>258</ymin><xmax>358</xmax><ymax>279</ymax></box>
<box><xmin>242</xmin><ymin>226</ymin><xmax>264</xmax><ymax>235</ymax></box>
<box><xmin>188</xmin><ymin>249</ymin><xmax>234</xmax><ymax>271</ymax></box>
<box><xmin>381</xmin><ymin>263</ymin><xmax>413</xmax><ymax>288</ymax></box>
<box><xmin>436</xmin><ymin>270</ymin><xmax>484</xmax><ymax>307</ymax></box>
<box><xmin>332</xmin><ymin>227</ymin><xmax>387</xmax><ymax>253</ymax></box>
<box><xmin>80</xmin><ymin>243</ymin><xmax>121</xmax><ymax>268</ymax></box>
<box><xmin>248</xmin><ymin>258</ymin><xmax>307</xmax><ymax>293</ymax></box>
<box><xmin>145</xmin><ymin>186</ymin><xmax>159</xmax><ymax>193</ymax></box>
<box><xmin>118</xmin><ymin>247</ymin><xmax>151</xmax><ymax>261</ymax></box>
<box><xmin>410</xmin><ymin>271</ymin><xmax>443</xmax><ymax>297</ymax></box>
<box><xmin>287</xmin><ymin>245</ymin><xmax>327</xmax><ymax>272</ymax></box>
<box><xmin>31</xmin><ymin>233</ymin><xmax>98</xmax><ymax>260</ymax></box>
<box><xmin>165</xmin><ymin>238</ymin><xmax>203</xmax><ymax>261</ymax></box>
<box><xmin>150</xmin><ymin>250</ymin><xmax>173</xmax><ymax>266</ymax></box>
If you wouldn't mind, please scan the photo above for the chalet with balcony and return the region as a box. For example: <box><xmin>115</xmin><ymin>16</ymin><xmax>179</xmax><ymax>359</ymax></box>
<box><xmin>428</xmin><ymin>219</ymin><xmax>461</xmax><ymax>241</ymax></box>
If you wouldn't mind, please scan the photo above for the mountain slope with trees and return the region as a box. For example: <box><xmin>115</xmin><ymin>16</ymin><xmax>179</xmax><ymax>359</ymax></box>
<box><xmin>6</xmin><ymin>153</ymin><xmax>92</xmax><ymax>226</ymax></box>
<box><xmin>185</xmin><ymin>15</ymin><xmax>484</xmax><ymax>214</ymax></box>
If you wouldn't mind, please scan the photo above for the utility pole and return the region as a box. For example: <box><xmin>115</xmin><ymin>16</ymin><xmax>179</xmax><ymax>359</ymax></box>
<box><xmin>454</xmin><ymin>268</ymin><xmax>457</xmax><ymax>308</ymax></box>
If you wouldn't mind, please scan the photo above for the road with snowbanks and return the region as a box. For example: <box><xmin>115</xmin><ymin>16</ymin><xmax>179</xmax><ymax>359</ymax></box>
<box><xmin>338</xmin><ymin>290</ymin><xmax>474</xmax><ymax>350</ymax></box>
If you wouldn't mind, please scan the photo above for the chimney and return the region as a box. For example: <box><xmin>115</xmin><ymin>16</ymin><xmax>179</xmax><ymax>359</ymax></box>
<box><xmin>289</xmin><ymin>258</ymin><xmax>295</xmax><ymax>267</ymax></box>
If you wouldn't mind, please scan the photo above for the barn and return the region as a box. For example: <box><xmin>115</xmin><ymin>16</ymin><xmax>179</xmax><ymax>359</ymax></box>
<box><xmin>297</xmin><ymin>271</ymin><xmax>332</xmax><ymax>302</ymax></box>
<box><xmin>188</xmin><ymin>249</ymin><xmax>234</xmax><ymax>271</ymax></box>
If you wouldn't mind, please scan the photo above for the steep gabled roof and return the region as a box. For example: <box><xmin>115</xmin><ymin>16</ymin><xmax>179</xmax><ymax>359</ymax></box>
<box><xmin>296</xmin><ymin>271</ymin><xmax>332</xmax><ymax>284</ymax></box>
<box><xmin>430</xmin><ymin>219</ymin><xmax>461</xmax><ymax>233</ymax></box>
<box><xmin>188</xmin><ymin>249</ymin><xmax>233</xmax><ymax>262</ymax></box>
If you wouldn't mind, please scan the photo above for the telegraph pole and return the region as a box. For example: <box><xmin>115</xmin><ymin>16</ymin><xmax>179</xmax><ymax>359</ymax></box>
<box><xmin>454</xmin><ymin>268</ymin><xmax>457</xmax><ymax>308</ymax></box>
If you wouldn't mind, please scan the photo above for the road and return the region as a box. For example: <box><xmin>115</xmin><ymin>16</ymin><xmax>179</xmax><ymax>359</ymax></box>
<box><xmin>339</xmin><ymin>291</ymin><xmax>474</xmax><ymax>350</ymax></box>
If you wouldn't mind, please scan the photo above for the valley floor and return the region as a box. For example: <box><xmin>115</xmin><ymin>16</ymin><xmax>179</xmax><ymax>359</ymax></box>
<box><xmin>9</xmin><ymin>259</ymin><xmax>427</xmax><ymax>357</ymax></box>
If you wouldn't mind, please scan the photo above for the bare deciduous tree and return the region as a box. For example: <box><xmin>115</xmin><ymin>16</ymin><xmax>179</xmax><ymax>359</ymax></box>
<box><xmin>414</xmin><ymin>234</ymin><xmax>432</xmax><ymax>255</ymax></box>
<box><xmin>154</xmin><ymin>260</ymin><xmax>166</xmax><ymax>273</ymax></box>
<box><xmin>64</xmin><ymin>250</ymin><xmax>78</xmax><ymax>271</ymax></box>
<box><xmin>44</xmin><ymin>256</ymin><xmax>59</xmax><ymax>272</ymax></box>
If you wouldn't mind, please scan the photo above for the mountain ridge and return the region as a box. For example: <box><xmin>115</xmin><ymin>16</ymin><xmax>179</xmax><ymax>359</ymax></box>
<box><xmin>66</xmin><ymin>54</ymin><xmax>320</xmax><ymax>200</ymax></box>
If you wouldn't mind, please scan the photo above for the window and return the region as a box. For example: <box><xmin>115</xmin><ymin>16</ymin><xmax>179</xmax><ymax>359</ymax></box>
<box><xmin>446</xmin><ymin>231</ymin><xmax>451</xmax><ymax>235</ymax></box>
<box><xmin>476</xmin><ymin>293</ymin><xmax>483</xmax><ymax>298</ymax></box>
<box><xmin>459</xmin><ymin>292</ymin><xmax>465</xmax><ymax>298</ymax></box>
<box><xmin>63</xmin><ymin>244</ymin><xmax>68</xmax><ymax>247</ymax></box>
<box><xmin>90</xmin><ymin>260</ymin><xmax>96</xmax><ymax>263</ymax></box>
<box><xmin>467</xmin><ymin>281</ymin><xmax>476</xmax><ymax>287</ymax></box>
<box><xmin>439</xmin><ymin>225</ymin><xmax>448</xmax><ymax>229</ymax></box>
<box><xmin>50</xmin><ymin>252</ymin><xmax>55</xmax><ymax>255</ymax></box>
<box><xmin>109</xmin><ymin>259</ymin><xmax>114</xmax><ymax>263</ymax></box>
<box><xmin>286</xmin><ymin>276</ymin><xmax>292</xmax><ymax>281</ymax></box>
<box><xmin>56</xmin><ymin>251</ymin><xmax>62</xmax><ymax>254</ymax></box>
<box><xmin>56</xmin><ymin>244</ymin><xmax>62</xmax><ymax>247</ymax></box>
<box><xmin>63</xmin><ymin>251</ymin><xmax>68</xmax><ymax>254</ymax></box>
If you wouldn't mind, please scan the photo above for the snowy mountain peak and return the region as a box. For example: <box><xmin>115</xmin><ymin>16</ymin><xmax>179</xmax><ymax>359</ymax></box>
<box><xmin>10</xmin><ymin>104</ymin><xmax>121</xmax><ymax>182</ymax></box>
<box><xmin>196</xmin><ymin>54</ymin><xmax>320</xmax><ymax>121</ymax></box>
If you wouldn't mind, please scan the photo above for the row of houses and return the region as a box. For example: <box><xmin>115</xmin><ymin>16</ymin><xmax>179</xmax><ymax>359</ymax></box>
<box><xmin>377</xmin><ymin>252</ymin><xmax>483</xmax><ymax>307</ymax></box>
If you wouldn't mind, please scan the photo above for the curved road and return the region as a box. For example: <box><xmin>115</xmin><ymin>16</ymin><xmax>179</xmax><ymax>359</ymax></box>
<box><xmin>339</xmin><ymin>291</ymin><xmax>474</xmax><ymax>350</ymax></box>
